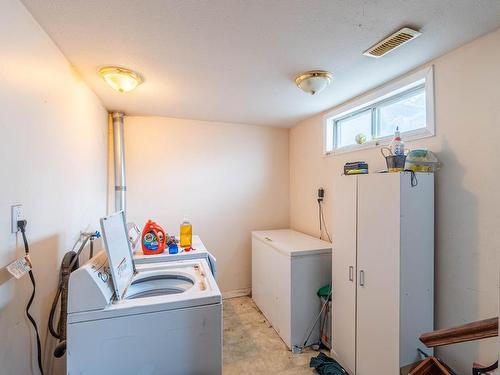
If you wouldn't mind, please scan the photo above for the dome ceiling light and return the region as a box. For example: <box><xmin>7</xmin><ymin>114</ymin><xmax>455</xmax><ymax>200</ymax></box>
<box><xmin>99</xmin><ymin>66</ymin><xmax>143</xmax><ymax>93</ymax></box>
<box><xmin>295</xmin><ymin>70</ymin><xmax>333</xmax><ymax>95</ymax></box>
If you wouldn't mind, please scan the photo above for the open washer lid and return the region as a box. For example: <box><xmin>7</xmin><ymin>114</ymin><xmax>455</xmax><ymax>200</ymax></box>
<box><xmin>100</xmin><ymin>211</ymin><xmax>136</xmax><ymax>300</ymax></box>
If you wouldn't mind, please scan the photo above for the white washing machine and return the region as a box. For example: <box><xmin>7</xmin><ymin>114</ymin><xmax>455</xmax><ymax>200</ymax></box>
<box><xmin>133</xmin><ymin>234</ymin><xmax>217</xmax><ymax>278</ymax></box>
<box><xmin>67</xmin><ymin>212</ymin><xmax>222</xmax><ymax>375</ymax></box>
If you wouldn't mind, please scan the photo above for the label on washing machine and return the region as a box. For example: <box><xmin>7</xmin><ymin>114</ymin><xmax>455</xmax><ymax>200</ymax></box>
<box><xmin>90</xmin><ymin>251</ymin><xmax>111</xmax><ymax>285</ymax></box>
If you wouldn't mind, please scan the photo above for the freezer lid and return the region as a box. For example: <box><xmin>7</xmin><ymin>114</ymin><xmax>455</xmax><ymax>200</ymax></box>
<box><xmin>252</xmin><ymin>229</ymin><xmax>332</xmax><ymax>256</ymax></box>
<box><xmin>100</xmin><ymin>211</ymin><xmax>136</xmax><ymax>300</ymax></box>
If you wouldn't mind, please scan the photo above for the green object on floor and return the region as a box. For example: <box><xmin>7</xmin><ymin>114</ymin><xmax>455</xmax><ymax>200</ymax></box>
<box><xmin>317</xmin><ymin>284</ymin><xmax>332</xmax><ymax>301</ymax></box>
<box><xmin>310</xmin><ymin>352</ymin><xmax>347</xmax><ymax>375</ymax></box>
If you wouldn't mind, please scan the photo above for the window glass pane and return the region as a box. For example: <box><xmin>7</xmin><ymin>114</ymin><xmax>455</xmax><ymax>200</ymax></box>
<box><xmin>325</xmin><ymin>121</ymin><xmax>334</xmax><ymax>152</ymax></box>
<box><xmin>335</xmin><ymin>110</ymin><xmax>372</xmax><ymax>148</ymax></box>
<box><xmin>377</xmin><ymin>88</ymin><xmax>426</xmax><ymax>138</ymax></box>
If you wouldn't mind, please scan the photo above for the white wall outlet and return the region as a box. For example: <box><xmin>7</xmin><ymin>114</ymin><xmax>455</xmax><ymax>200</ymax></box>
<box><xmin>11</xmin><ymin>204</ymin><xmax>23</xmax><ymax>233</ymax></box>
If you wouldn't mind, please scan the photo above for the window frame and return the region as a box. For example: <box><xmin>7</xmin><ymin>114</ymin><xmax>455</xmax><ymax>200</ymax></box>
<box><xmin>323</xmin><ymin>66</ymin><xmax>435</xmax><ymax>155</ymax></box>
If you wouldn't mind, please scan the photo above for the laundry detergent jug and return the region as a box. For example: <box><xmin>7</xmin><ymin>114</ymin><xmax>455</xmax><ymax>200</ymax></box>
<box><xmin>141</xmin><ymin>220</ymin><xmax>167</xmax><ymax>255</ymax></box>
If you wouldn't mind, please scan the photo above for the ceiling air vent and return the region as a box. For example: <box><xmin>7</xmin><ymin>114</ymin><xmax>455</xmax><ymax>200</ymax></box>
<box><xmin>363</xmin><ymin>27</ymin><xmax>422</xmax><ymax>58</ymax></box>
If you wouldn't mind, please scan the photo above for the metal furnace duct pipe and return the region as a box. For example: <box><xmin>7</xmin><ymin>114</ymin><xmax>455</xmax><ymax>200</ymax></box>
<box><xmin>112</xmin><ymin>112</ymin><xmax>126</xmax><ymax>213</ymax></box>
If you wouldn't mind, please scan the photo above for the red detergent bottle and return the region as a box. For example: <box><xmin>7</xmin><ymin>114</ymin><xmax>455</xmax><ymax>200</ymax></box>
<box><xmin>141</xmin><ymin>220</ymin><xmax>166</xmax><ymax>255</ymax></box>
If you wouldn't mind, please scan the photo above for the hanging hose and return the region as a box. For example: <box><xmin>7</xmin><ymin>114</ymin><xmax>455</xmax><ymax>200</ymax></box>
<box><xmin>89</xmin><ymin>237</ymin><xmax>94</xmax><ymax>259</ymax></box>
<box><xmin>48</xmin><ymin>232</ymin><xmax>99</xmax><ymax>358</ymax></box>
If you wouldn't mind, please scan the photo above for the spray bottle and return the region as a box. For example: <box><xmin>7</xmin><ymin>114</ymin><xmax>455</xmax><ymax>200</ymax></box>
<box><xmin>390</xmin><ymin>127</ymin><xmax>405</xmax><ymax>156</ymax></box>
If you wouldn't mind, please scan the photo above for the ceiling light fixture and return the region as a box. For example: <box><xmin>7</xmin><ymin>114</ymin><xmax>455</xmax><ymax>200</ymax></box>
<box><xmin>99</xmin><ymin>66</ymin><xmax>143</xmax><ymax>93</ymax></box>
<box><xmin>295</xmin><ymin>70</ymin><xmax>332</xmax><ymax>95</ymax></box>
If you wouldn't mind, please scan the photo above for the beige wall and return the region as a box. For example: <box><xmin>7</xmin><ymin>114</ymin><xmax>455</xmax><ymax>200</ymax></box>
<box><xmin>0</xmin><ymin>1</ymin><xmax>108</xmax><ymax>374</ymax></box>
<box><xmin>290</xmin><ymin>29</ymin><xmax>500</xmax><ymax>373</ymax></box>
<box><xmin>1</xmin><ymin>0</ymin><xmax>498</xmax><ymax>373</ymax></box>
<box><xmin>124</xmin><ymin>116</ymin><xmax>289</xmax><ymax>294</ymax></box>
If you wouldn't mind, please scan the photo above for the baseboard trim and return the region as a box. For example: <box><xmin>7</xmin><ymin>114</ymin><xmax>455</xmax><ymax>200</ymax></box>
<box><xmin>222</xmin><ymin>288</ymin><xmax>251</xmax><ymax>300</ymax></box>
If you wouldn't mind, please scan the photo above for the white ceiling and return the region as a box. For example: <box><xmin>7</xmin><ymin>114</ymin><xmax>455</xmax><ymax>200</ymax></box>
<box><xmin>22</xmin><ymin>0</ymin><xmax>500</xmax><ymax>127</ymax></box>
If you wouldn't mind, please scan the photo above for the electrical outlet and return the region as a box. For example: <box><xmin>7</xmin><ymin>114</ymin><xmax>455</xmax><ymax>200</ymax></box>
<box><xmin>318</xmin><ymin>188</ymin><xmax>325</xmax><ymax>201</ymax></box>
<box><xmin>11</xmin><ymin>204</ymin><xmax>23</xmax><ymax>233</ymax></box>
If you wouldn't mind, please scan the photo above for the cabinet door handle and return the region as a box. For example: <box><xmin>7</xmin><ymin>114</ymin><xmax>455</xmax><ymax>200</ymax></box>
<box><xmin>359</xmin><ymin>270</ymin><xmax>365</xmax><ymax>286</ymax></box>
<box><xmin>348</xmin><ymin>266</ymin><xmax>354</xmax><ymax>282</ymax></box>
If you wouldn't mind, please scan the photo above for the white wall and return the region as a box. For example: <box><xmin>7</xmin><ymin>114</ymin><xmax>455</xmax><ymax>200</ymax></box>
<box><xmin>124</xmin><ymin>116</ymin><xmax>289</xmax><ymax>295</ymax></box>
<box><xmin>290</xmin><ymin>29</ymin><xmax>500</xmax><ymax>373</ymax></box>
<box><xmin>0</xmin><ymin>1</ymin><xmax>108</xmax><ymax>374</ymax></box>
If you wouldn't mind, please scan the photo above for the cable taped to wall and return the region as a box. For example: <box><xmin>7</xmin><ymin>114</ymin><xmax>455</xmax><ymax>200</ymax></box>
<box><xmin>318</xmin><ymin>189</ymin><xmax>331</xmax><ymax>242</ymax></box>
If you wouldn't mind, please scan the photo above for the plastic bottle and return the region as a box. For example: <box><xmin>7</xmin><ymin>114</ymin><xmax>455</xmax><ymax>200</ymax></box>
<box><xmin>180</xmin><ymin>218</ymin><xmax>192</xmax><ymax>248</ymax></box>
<box><xmin>391</xmin><ymin>127</ymin><xmax>405</xmax><ymax>156</ymax></box>
<box><xmin>168</xmin><ymin>242</ymin><xmax>179</xmax><ymax>255</ymax></box>
<box><xmin>141</xmin><ymin>220</ymin><xmax>166</xmax><ymax>255</ymax></box>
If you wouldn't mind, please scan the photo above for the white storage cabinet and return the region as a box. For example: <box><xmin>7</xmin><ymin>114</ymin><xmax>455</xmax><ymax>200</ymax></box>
<box><xmin>331</xmin><ymin>172</ymin><xmax>434</xmax><ymax>374</ymax></box>
<box><xmin>252</xmin><ymin>229</ymin><xmax>332</xmax><ymax>351</ymax></box>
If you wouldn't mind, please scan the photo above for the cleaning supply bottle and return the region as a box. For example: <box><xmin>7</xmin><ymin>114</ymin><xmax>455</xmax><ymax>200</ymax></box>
<box><xmin>141</xmin><ymin>220</ymin><xmax>166</xmax><ymax>255</ymax></box>
<box><xmin>390</xmin><ymin>127</ymin><xmax>405</xmax><ymax>156</ymax></box>
<box><xmin>180</xmin><ymin>218</ymin><xmax>192</xmax><ymax>248</ymax></box>
<box><xmin>168</xmin><ymin>242</ymin><xmax>179</xmax><ymax>255</ymax></box>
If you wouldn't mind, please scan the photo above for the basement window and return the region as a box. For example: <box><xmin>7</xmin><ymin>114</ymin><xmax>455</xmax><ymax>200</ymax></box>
<box><xmin>324</xmin><ymin>66</ymin><xmax>434</xmax><ymax>155</ymax></box>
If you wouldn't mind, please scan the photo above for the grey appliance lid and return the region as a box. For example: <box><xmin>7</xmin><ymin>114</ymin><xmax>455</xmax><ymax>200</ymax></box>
<box><xmin>100</xmin><ymin>211</ymin><xmax>136</xmax><ymax>300</ymax></box>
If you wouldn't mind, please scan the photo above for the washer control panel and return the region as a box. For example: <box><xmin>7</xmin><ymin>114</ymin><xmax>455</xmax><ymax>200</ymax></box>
<box><xmin>68</xmin><ymin>250</ymin><xmax>114</xmax><ymax>313</ymax></box>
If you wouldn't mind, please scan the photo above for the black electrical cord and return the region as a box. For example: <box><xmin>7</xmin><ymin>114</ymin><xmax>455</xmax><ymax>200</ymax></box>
<box><xmin>17</xmin><ymin>220</ymin><xmax>44</xmax><ymax>375</ymax></box>
<box><xmin>320</xmin><ymin>202</ymin><xmax>332</xmax><ymax>242</ymax></box>
<box><xmin>318</xmin><ymin>199</ymin><xmax>332</xmax><ymax>242</ymax></box>
<box><xmin>473</xmin><ymin>361</ymin><xmax>498</xmax><ymax>375</ymax></box>
<box><xmin>318</xmin><ymin>199</ymin><xmax>322</xmax><ymax>238</ymax></box>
